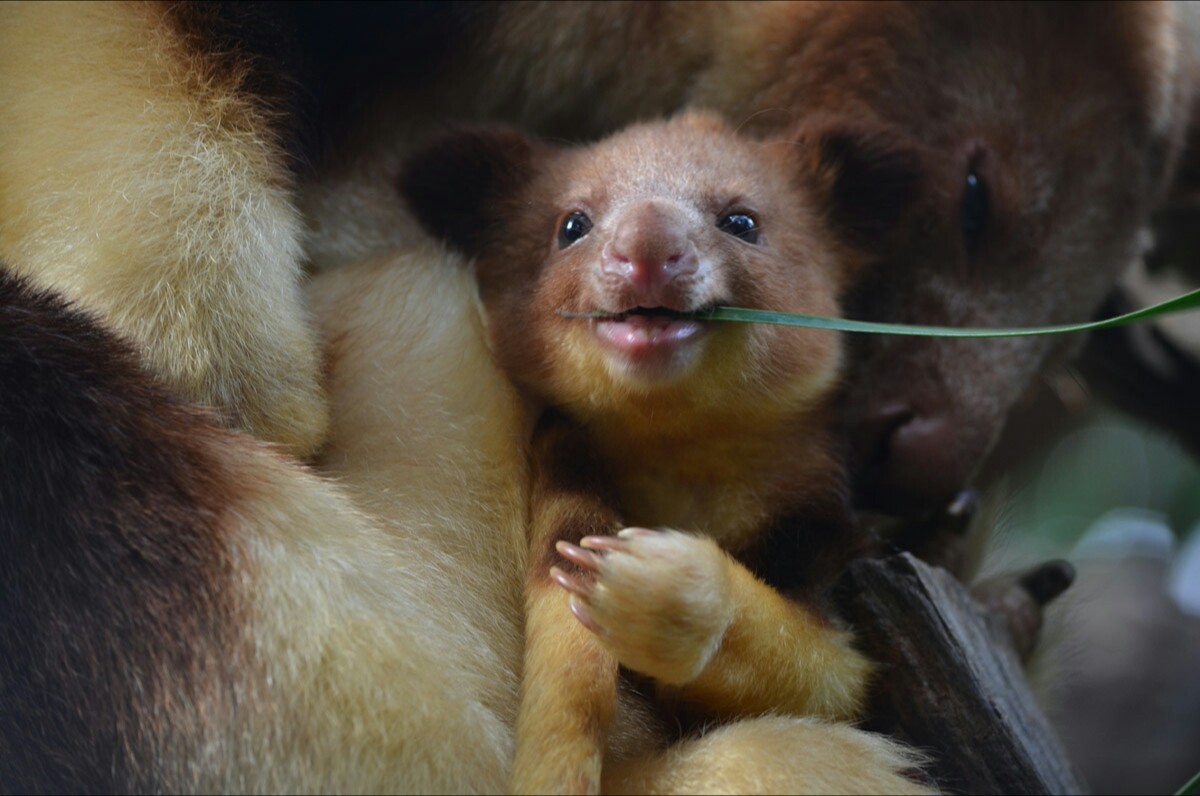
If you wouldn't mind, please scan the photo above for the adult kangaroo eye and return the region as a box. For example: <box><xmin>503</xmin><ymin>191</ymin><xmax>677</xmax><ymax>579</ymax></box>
<box><xmin>718</xmin><ymin>212</ymin><xmax>760</xmax><ymax>244</ymax></box>
<box><xmin>558</xmin><ymin>211</ymin><xmax>593</xmax><ymax>248</ymax></box>
<box><xmin>961</xmin><ymin>171</ymin><xmax>988</xmax><ymax>259</ymax></box>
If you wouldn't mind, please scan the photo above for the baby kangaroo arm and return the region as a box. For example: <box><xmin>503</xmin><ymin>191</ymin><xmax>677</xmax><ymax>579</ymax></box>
<box><xmin>559</xmin><ymin>526</ymin><xmax>872</xmax><ymax>723</ymax></box>
<box><xmin>511</xmin><ymin>414</ymin><xmax>623</xmax><ymax>796</ymax></box>
<box><xmin>682</xmin><ymin>548</ymin><xmax>873</xmax><ymax>721</ymax></box>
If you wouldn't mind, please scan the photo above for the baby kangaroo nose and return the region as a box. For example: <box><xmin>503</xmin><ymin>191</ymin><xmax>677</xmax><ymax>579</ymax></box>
<box><xmin>601</xmin><ymin>205</ymin><xmax>699</xmax><ymax>293</ymax></box>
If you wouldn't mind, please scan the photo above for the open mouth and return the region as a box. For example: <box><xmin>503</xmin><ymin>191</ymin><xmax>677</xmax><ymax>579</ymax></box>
<box><xmin>587</xmin><ymin>305</ymin><xmax>711</xmax><ymax>355</ymax></box>
<box><xmin>558</xmin><ymin>305</ymin><xmax>718</xmax><ymax>322</ymax></box>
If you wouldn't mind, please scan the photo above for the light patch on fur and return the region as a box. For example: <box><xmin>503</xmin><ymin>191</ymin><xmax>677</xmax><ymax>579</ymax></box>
<box><xmin>229</xmin><ymin>456</ymin><xmax>517</xmax><ymax>793</ymax></box>
<box><xmin>310</xmin><ymin>244</ymin><xmax>531</xmax><ymax>790</ymax></box>
<box><xmin>604</xmin><ymin>716</ymin><xmax>933</xmax><ymax>795</ymax></box>
<box><xmin>1144</xmin><ymin>1</ymin><xmax>1183</xmax><ymax>140</ymax></box>
<box><xmin>0</xmin><ymin>2</ymin><xmax>327</xmax><ymax>455</ymax></box>
<box><xmin>145</xmin><ymin>242</ymin><xmax>535</xmax><ymax>791</ymax></box>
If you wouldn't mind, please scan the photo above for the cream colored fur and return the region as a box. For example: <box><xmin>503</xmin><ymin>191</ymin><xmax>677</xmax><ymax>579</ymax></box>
<box><xmin>241</xmin><ymin>247</ymin><xmax>528</xmax><ymax>792</ymax></box>
<box><xmin>570</xmin><ymin>528</ymin><xmax>874</xmax><ymax>721</ymax></box>
<box><xmin>0</xmin><ymin>1</ymin><xmax>327</xmax><ymax>456</ymax></box>
<box><xmin>121</xmin><ymin>244</ymin><xmax>529</xmax><ymax>792</ymax></box>
<box><xmin>193</xmin><ymin>442</ymin><xmax>519</xmax><ymax>793</ymax></box>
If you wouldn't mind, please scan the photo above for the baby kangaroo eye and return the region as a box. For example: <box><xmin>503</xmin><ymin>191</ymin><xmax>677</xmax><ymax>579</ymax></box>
<box><xmin>558</xmin><ymin>211</ymin><xmax>593</xmax><ymax>248</ymax></box>
<box><xmin>717</xmin><ymin>212</ymin><xmax>760</xmax><ymax>244</ymax></box>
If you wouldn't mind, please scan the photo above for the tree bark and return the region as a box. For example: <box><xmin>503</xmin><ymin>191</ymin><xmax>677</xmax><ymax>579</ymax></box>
<box><xmin>837</xmin><ymin>553</ymin><xmax>1086</xmax><ymax>795</ymax></box>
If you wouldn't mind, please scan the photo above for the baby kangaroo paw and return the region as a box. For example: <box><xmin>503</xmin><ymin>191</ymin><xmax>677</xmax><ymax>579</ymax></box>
<box><xmin>551</xmin><ymin>528</ymin><xmax>734</xmax><ymax>685</ymax></box>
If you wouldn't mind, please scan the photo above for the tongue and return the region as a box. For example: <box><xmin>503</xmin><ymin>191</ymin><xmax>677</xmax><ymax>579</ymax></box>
<box><xmin>614</xmin><ymin>314</ymin><xmax>682</xmax><ymax>343</ymax></box>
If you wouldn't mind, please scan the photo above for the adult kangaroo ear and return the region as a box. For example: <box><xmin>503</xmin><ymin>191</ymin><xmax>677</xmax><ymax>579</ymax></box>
<box><xmin>399</xmin><ymin>127</ymin><xmax>543</xmax><ymax>256</ymax></box>
<box><xmin>792</xmin><ymin>118</ymin><xmax>925</xmax><ymax>249</ymax></box>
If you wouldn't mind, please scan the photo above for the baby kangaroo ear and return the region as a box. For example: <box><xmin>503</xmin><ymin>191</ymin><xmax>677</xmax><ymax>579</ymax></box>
<box><xmin>791</xmin><ymin>119</ymin><xmax>924</xmax><ymax>249</ymax></box>
<box><xmin>399</xmin><ymin>127</ymin><xmax>542</xmax><ymax>256</ymax></box>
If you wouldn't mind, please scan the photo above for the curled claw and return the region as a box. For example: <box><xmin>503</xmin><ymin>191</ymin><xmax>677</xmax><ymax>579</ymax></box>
<box><xmin>549</xmin><ymin>565</ymin><xmax>593</xmax><ymax>598</ymax></box>
<box><xmin>550</xmin><ymin>565</ymin><xmax>606</xmax><ymax>635</ymax></box>
<box><xmin>556</xmin><ymin>540</ymin><xmax>603</xmax><ymax>572</ymax></box>
<box><xmin>617</xmin><ymin>527</ymin><xmax>658</xmax><ymax>539</ymax></box>
<box><xmin>568</xmin><ymin>594</ymin><xmax>604</xmax><ymax>635</ymax></box>
<box><xmin>945</xmin><ymin>489</ymin><xmax>979</xmax><ymax>532</ymax></box>
<box><xmin>579</xmin><ymin>535</ymin><xmax>631</xmax><ymax>553</ymax></box>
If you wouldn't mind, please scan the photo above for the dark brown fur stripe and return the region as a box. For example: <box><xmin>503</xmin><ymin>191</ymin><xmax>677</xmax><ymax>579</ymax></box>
<box><xmin>163</xmin><ymin>1</ymin><xmax>480</xmax><ymax>171</ymax></box>
<box><xmin>0</xmin><ymin>269</ymin><xmax>244</xmax><ymax>793</ymax></box>
<box><xmin>528</xmin><ymin>411</ymin><xmax>624</xmax><ymax>581</ymax></box>
<box><xmin>747</xmin><ymin>464</ymin><xmax>864</xmax><ymax>600</ymax></box>
<box><xmin>163</xmin><ymin>1</ymin><xmax>300</xmax><ymax>104</ymax></box>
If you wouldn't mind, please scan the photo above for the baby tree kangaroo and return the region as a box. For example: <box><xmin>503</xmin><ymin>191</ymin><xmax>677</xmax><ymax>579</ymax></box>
<box><xmin>403</xmin><ymin>112</ymin><xmax>928</xmax><ymax>795</ymax></box>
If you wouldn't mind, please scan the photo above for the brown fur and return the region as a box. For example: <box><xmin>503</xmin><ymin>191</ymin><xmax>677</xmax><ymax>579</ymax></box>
<box><xmin>0</xmin><ymin>268</ymin><xmax>244</xmax><ymax>791</ymax></box>
<box><xmin>2</xmin><ymin>246</ymin><xmax>529</xmax><ymax>793</ymax></box>
<box><xmin>401</xmin><ymin>113</ymin><xmax>917</xmax><ymax>794</ymax></box>
<box><xmin>7</xmin><ymin>1</ymin><xmax>1187</xmax><ymax>482</ymax></box>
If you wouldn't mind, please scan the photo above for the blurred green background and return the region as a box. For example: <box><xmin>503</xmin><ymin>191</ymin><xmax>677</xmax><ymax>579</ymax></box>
<box><xmin>998</xmin><ymin>405</ymin><xmax>1200</xmax><ymax>796</ymax></box>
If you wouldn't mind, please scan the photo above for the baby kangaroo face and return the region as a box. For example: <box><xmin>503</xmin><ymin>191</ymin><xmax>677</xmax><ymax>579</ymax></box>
<box><xmin>543</xmin><ymin>125</ymin><xmax>838</xmax><ymax>390</ymax></box>
<box><xmin>402</xmin><ymin>113</ymin><xmax>882</xmax><ymax>420</ymax></box>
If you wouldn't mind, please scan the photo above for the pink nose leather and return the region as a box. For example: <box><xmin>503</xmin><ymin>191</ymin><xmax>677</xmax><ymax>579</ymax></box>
<box><xmin>601</xmin><ymin>204</ymin><xmax>698</xmax><ymax>300</ymax></box>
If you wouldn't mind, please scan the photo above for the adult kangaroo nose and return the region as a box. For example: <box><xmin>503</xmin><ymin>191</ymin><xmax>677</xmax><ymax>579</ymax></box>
<box><xmin>852</xmin><ymin>399</ymin><xmax>974</xmax><ymax>514</ymax></box>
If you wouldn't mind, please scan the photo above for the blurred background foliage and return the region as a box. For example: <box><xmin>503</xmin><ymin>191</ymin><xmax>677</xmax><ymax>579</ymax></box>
<box><xmin>1010</xmin><ymin>408</ymin><xmax>1200</xmax><ymax>561</ymax></box>
<box><xmin>998</xmin><ymin>400</ymin><xmax>1200</xmax><ymax>795</ymax></box>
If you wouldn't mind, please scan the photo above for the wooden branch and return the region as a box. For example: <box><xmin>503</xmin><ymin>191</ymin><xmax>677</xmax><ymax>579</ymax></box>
<box><xmin>837</xmin><ymin>553</ymin><xmax>1085</xmax><ymax>795</ymax></box>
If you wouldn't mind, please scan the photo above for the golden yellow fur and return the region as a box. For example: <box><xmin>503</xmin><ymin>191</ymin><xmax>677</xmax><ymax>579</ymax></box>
<box><xmin>603</xmin><ymin>716</ymin><xmax>930</xmax><ymax>796</ymax></box>
<box><xmin>512</xmin><ymin>585</ymin><xmax>618</xmax><ymax>795</ymax></box>
<box><xmin>510</xmin><ymin>566</ymin><xmax>907</xmax><ymax>795</ymax></box>
<box><xmin>389</xmin><ymin>114</ymin><xmax>929</xmax><ymax>793</ymax></box>
<box><xmin>2</xmin><ymin>234</ymin><xmax>933</xmax><ymax>792</ymax></box>
<box><xmin>0</xmin><ymin>1</ymin><xmax>326</xmax><ymax>455</ymax></box>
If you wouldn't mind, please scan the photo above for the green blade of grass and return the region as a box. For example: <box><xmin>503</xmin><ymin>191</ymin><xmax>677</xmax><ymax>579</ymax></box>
<box><xmin>558</xmin><ymin>288</ymin><xmax>1200</xmax><ymax>338</ymax></box>
<box><xmin>1178</xmin><ymin>769</ymin><xmax>1200</xmax><ymax>796</ymax></box>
